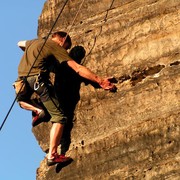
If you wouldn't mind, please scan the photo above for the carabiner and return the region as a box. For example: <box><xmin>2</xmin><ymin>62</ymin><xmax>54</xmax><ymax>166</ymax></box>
<box><xmin>34</xmin><ymin>81</ymin><xmax>40</xmax><ymax>91</ymax></box>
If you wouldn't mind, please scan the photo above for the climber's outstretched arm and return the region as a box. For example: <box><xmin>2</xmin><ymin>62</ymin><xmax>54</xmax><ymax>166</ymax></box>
<box><xmin>67</xmin><ymin>59</ymin><xmax>116</xmax><ymax>91</ymax></box>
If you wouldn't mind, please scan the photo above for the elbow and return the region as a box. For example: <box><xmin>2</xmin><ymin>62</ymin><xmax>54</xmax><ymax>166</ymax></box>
<box><xmin>17</xmin><ymin>41</ymin><xmax>21</xmax><ymax>47</ymax></box>
<box><xmin>17</xmin><ymin>41</ymin><xmax>26</xmax><ymax>51</ymax></box>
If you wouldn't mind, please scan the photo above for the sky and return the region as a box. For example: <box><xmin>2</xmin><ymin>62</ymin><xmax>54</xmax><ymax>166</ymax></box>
<box><xmin>0</xmin><ymin>1</ymin><xmax>46</xmax><ymax>179</ymax></box>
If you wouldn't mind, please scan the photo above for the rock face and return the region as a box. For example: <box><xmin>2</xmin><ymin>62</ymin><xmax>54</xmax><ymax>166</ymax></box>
<box><xmin>34</xmin><ymin>0</ymin><xmax>180</xmax><ymax>179</ymax></box>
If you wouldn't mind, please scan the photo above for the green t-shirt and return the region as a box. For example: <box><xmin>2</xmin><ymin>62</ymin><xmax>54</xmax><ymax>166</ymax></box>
<box><xmin>18</xmin><ymin>38</ymin><xmax>71</xmax><ymax>77</ymax></box>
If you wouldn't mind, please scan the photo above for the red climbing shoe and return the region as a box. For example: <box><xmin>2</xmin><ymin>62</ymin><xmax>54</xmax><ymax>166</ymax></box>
<box><xmin>47</xmin><ymin>153</ymin><xmax>71</xmax><ymax>166</ymax></box>
<box><xmin>32</xmin><ymin>110</ymin><xmax>45</xmax><ymax>127</ymax></box>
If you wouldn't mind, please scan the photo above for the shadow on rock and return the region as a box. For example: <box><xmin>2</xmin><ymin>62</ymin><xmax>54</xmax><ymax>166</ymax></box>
<box><xmin>55</xmin><ymin>158</ymin><xmax>74</xmax><ymax>173</ymax></box>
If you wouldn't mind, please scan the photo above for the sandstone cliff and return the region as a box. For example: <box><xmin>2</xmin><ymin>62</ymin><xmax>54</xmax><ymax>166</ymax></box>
<box><xmin>34</xmin><ymin>0</ymin><xmax>180</xmax><ymax>179</ymax></box>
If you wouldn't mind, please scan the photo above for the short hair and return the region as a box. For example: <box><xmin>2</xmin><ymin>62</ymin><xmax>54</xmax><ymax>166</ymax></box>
<box><xmin>69</xmin><ymin>46</ymin><xmax>86</xmax><ymax>64</ymax></box>
<box><xmin>52</xmin><ymin>31</ymin><xmax>72</xmax><ymax>49</ymax></box>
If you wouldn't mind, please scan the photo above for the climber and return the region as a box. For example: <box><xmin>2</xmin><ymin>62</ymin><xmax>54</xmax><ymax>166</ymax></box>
<box><xmin>15</xmin><ymin>45</ymin><xmax>86</xmax><ymax>127</ymax></box>
<box><xmin>15</xmin><ymin>39</ymin><xmax>48</xmax><ymax>126</ymax></box>
<box><xmin>16</xmin><ymin>31</ymin><xmax>116</xmax><ymax>166</ymax></box>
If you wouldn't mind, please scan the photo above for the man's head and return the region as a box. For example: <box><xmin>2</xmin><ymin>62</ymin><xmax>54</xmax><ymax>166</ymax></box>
<box><xmin>52</xmin><ymin>31</ymin><xmax>72</xmax><ymax>50</ymax></box>
<box><xmin>69</xmin><ymin>46</ymin><xmax>86</xmax><ymax>64</ymax></box>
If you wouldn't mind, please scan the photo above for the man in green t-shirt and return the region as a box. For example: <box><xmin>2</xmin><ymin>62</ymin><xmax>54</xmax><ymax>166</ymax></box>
<box><xmin>16</xmin><ymin>31</ymin><xmax>116</xmax><ymax>166</ymax></box>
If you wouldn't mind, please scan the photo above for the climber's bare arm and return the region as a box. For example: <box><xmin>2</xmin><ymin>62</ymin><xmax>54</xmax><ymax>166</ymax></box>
<box><xmin>67</xmin><ymin>60</ymin><xmax>116</xmax><ymax>91</ymax></box>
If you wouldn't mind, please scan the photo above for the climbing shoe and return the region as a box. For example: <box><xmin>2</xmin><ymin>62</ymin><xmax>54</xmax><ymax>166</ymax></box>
<box><xmin>47</xmin><ymin>153</ymin><xmax>71</xmax><ymax>166</ymax></box>
<box><xmin>32</xmin><ymin>110</ymin><xmax>45</xmax><ymax>127</ymax></box>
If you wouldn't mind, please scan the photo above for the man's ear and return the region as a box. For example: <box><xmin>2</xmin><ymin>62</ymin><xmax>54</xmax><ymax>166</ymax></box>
<box><xmin>61</xmin><ymin>37</ymin><xmax>66</xmax><ymax>44</ymax></box>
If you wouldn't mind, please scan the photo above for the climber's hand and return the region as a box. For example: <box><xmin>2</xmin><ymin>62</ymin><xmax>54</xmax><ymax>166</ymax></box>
<box><xmin>99</xmin><ymin>77</ymin><xmax>117</xmax><ymax>92</ymax></box>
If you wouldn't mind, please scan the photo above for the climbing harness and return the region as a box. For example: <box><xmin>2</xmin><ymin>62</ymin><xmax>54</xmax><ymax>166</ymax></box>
<box><xmin>33</xmin><ymin>74</ymin><xmax>45</xmax><ymax>91</ymax></box>
<box><xmin>13</xmin><ymin>79</ymin><xmax>27</xmax><ymax>95</ymax></box>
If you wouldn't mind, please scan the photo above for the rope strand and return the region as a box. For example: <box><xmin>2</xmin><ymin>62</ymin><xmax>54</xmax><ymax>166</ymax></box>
<box><xmin>63</xmin><ymin>0</ymin><xmax>85</xmax><ymax>46</ymax></box>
